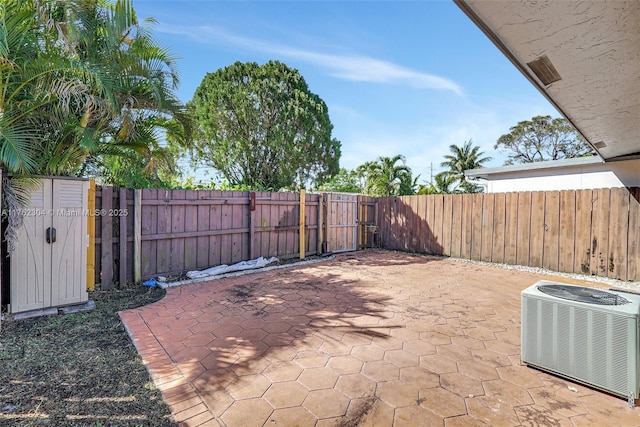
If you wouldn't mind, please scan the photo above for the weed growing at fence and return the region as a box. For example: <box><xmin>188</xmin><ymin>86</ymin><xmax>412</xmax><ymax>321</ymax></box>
<box><xmin>0</xmin><ymin>287</ymin><xmax>176</xmax><ymax>426</ymax></box>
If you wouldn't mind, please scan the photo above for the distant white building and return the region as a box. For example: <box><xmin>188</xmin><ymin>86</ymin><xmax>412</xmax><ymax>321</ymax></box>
<box><xmin>464</xmin><ymin>157</ymin><xmax>640</xmax><ymax>193</ymax></box>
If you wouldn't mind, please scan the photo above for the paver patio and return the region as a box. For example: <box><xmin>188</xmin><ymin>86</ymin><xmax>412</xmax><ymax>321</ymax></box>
<box><xmin>120</xmin><ymin>250</ymin><xmax>640</xmax><ymax>426</ymax></box>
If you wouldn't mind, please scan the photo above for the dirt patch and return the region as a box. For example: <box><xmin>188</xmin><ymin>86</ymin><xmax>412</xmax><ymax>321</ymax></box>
<box><xmin>0</xmin><ymin>287</ymin><xmax>175</xmax><ymax>426</ymax></box>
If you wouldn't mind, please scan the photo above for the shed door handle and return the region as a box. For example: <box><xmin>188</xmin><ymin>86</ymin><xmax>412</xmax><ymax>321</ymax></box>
<box><xmin>46</xmin><ymin>227</ymin><xmax>56</xmax><ymax>244</ymax></box>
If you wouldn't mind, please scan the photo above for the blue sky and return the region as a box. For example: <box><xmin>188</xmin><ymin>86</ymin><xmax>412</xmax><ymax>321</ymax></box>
<box><xmin>134</xmin><ymin>0</ymin><xmax>559</xmax><ymax>184</ymax></box>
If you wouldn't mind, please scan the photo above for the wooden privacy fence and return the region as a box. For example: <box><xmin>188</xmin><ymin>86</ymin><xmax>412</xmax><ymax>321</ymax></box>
<box><xmin>94</xmin><ymin>188</ymin><xmax>377</xmax><ymax>289</ymax></box>
<box><xmin>377</xmin><ymin>188</ymin><xmax>640</xmax><ymax>282</ymax></box>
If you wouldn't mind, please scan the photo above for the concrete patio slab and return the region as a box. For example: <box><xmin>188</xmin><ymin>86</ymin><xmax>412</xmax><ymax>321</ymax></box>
<box><xmin>120</xmin><ymin>250</ymin><xmax>640</xmax><ymax>426</ymax></box>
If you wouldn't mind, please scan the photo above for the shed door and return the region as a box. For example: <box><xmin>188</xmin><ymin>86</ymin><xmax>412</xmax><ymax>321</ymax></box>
<box><xmin>10</xmin><ymin>180</ymin><xmax>52</xmax><ymax>312</ymax></box>
<box><xmin>10</xmin><ymin>178</ymin><xmax>88</xmax><ymax>313</ymax></box>
<box><xmin>51</xmin><ymin>179</ymin><xmax>88</xmax><ymax>307</ymax></box>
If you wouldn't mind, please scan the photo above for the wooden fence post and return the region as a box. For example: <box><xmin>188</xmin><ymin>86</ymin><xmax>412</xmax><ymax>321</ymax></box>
<box><xmin>119</xmin><ymin>188</ymin><xmax>127</xmax><ymax>286</ymax></box>
<box><xmin>100</xmin><ymin>186</ymin><xmax>113</xmax><ymax>289</ymax></box>
<box><xmin>86</xmin><ymin>180</ymin><xmax>95</xmax><ymax>291</ymax></box>
<box><xmin>249</xmin><ymin>192</ymin><xmax>256</xmax><ymax>260</ymax></box>
<box><xmin>324</xmin><ymin>193</ymin><xmax>331</xmax><ymax>253</ymax></box>
<box><xmin>299</xmin><ymin>189</ymin><xmax>306</xmax><ymax>259</ymax></box>
<box><xmin>133</xmin><ymin>189</ymin><xmax>142</xmax><ymax>284</ymax></box>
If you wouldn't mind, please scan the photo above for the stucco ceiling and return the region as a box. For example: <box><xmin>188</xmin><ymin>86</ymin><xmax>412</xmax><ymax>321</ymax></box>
<box><xmin>455</xmin><ymin>0</ymin><xmax>640</xmax><ymax>161</ymax></box>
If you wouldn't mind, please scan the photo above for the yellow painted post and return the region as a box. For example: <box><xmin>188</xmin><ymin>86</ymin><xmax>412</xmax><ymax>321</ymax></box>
<box><xmin>299</xmin><ymin>189</ymin><xmax>306</xmax><ymax>259</ymax></box>
<box><xmin>86</xmin><ymin>180</ymin><xmax>96</xmax><ymax>291</ymax></box>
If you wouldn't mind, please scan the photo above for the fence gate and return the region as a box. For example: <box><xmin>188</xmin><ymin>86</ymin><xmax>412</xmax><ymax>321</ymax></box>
<box><xmin>324</xmin><ymin>193</ymin><xmax>358</xmax><ymax>253</ymax></box>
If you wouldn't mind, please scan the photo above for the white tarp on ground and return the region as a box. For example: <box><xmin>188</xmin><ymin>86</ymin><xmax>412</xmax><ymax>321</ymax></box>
<box><xmin>186</xmin><ymin>256</ymin><xmax>279</xmax><ymax>279</ymax></box>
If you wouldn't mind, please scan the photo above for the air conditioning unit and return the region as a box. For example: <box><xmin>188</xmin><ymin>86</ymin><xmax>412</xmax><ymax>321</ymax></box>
<box><xmin>521</xmin><ymin>280</ymin><xmax>640</xmax><ymax>407</ymax></box>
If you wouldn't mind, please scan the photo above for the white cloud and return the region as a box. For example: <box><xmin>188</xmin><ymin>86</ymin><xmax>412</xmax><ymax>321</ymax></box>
<box><xmin>158</xmin><ymin>24</ymin><xmax>463</xmax><ymax>95</ymax></box>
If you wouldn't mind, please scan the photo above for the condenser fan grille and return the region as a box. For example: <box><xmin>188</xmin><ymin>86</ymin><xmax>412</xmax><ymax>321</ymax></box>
<box><xmin>537</xmin><ymin>284</ymin><xmax>630</xmax><ymax>305</ymax></box>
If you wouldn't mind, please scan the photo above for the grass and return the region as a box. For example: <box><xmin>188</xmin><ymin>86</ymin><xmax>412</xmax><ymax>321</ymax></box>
<box><xmin>0</xmin><ymin>287</ymin><xmax>176</xmax><ymax>426</ymax></box>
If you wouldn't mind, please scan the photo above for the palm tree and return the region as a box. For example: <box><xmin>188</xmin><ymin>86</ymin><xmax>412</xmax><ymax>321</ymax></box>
<box><xmin>0</xmin><ymin>0</ymin><xmax>189</xmax><ymax>178</ymax></box>
<box><xmin>440</xmin><ymin>139</ymin><xmax>491</xmax><ymax>193</ymax></box>
<box><xmin>418</xmin><ymin>172</ymin><xmax>457</xmax><ymax>195</ymax></box>
<box><xmin>359</xmin><ymin>155</ymin><xmax>416</xmax><ymax>196</ymax></box>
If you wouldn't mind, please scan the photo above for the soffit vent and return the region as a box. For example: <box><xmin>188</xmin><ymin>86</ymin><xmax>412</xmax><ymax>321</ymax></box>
<box><xmin>527</xmin><ymin>55</ymin><xmax>562</xmax><ymax>85</ymax></box>
<box><xmin>594</xmin><ymin>141</ymin><xmax>607</xmax><ymax>148</ymax></box>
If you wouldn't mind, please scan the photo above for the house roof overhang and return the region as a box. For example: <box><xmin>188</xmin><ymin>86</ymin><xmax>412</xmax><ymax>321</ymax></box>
<box><xmin>454</xmin><ymin>0</ymin><xmax>640</xmax><ymax>162</ymax></box>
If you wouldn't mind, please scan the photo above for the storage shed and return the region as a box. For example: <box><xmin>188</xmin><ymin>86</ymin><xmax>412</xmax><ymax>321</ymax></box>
<box><xmin>8</xmin><ymin>177</ymin><xmax>89</xmax><ymax>314</ymax></box>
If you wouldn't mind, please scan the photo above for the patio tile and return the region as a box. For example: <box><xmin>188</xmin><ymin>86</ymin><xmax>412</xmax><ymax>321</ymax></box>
<box><xmin>263</xmin><ymin>381</ymin><xmax>309</xmax><ymax>408</ymax></box>
<box><xmin>527</xmin><ymin>386</ymin><xmax>588</xmax><ymax>418</ymax></box>
<box><xmin>483</xmin><ymin>379</ymin><xmax>534</xmax><ymax>407</ymax></box>
<box><xmin>303</xmin><ymin>389</ymin><xmax>350</xmax><ymax>419</ymax></box>
<box><xmin>402</xmin><ymin>339</ymin><xmax>436</xmax><ymax>355</ymax></box>
<box><xmin>399</xmin><ymin>366</ymin><xmax>440</xmax><ymax>389</ymax></box>
<box><xmin>198</xmin><ymin>389</ymin><xmax>234</xmax><ymax>416</ymax></box>
<box><xmin>361</xmin><ymin>360</ymin><xmax>400</xmax><ymax>382</ymax></box>
<box><xmin>466</xmin><ymin>395</ymin><xmax>520</xmax><ymax>427</ymax></box>
<box><xmin>470</xmin><ymin>348</ymin><xmax>513</xmax><ymax>367</ymax></box>
<box><xmin>394</xmin><ymin>405</ymin><xmax>445</xmax><ymax>426</ymax></box>
<box><xmin>457</xmin><ymin>360</ymin><xmax>499</xmax><ymax>381</ymax></box>
<box><xmin>220</xmin><ymin>398</ymin><xmax>273</xmax><ymax>427</ymax></box>
<box><xmin>226</xmin><ymin>374</ymin><xmax>271</xmax><ymax>400</ymax></box>
<box><xmin>420</xmin><ymin>354</ymin><xmax>458</xmax><ymax>374</ymax></box>
<box><xmin>335</xmin><ymin>373</ymin><xmax>377</xmax><ymax>399</ymax></box>
<box><xmin>192</xmin><ymin>368</ymin><xmax>237</xmax><ymax>392</ymax></box>
<box><xmin>326</xmin><ymin>355</ymin><xmax>364</xmax><ymax>374</ymax></box>
<box><xmin>353</xmin><ymin>398</ymin><xmax>395</xmax><ymax>427</ymax></box>
<box><xmin>514</xmin><ymin>404</ymin><xmax>574</xmax><ymax>427</ymax></box>
<box><xmin>383</xmin><ymin>349</ymin><xmax>420</xmax><ymax>368</ymax></box>
<box><xmin>496</xmin><ymin>365</ymin><xmax>545</xmax><ymax>388</ymax></box>
<box><xmin>418</xmin><ymin>387</ymin><xmax>467</xmax><ymax>418</ymax></box>
<box><xmin>351</xmin><ymin>344</ymin><xmax>385</xmax><ymax>362</ymax></box>
<box><xmin>265</xmin><ymin>406</ymin><xmax>317</xmax><ymax>426</ymax></box>
<box><xmin>262</xmin><ymin>361</ymin><xmax>303</xmax><ymax>382</ymax></box>
<box><xmin>298</xmin><ymin>367</ymin><xmax>339</xmax><ymax>390</ymax></box>
<box><xmin>376</xmin><ymin>380</ymin><xmax>419</xmax><ymax>407</ymax></box>
<box><xmin>440</xmin><ymin>372</ymin><xmax>485</xmax><ymax>398</ymax></box>
<box><xmin>420</xmin><ymin>330</ymin><xmax>452</xmax><ymax>345</ymax></box>
<box><xmin>445</xmin><ymin>414</ymin><xmax>490</xmax><ymax>426</ymax></box>
<box><xmin>293</xmin><ymin>350</ymin><xmax>329</xmax><ymax>368</ymax></box>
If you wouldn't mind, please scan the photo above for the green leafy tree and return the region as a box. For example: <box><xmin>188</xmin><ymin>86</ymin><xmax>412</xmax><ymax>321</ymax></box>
<box><xmin>316</xmin><ymin>168</ymin><xmax>363</xmax><ymax>193</ymax></box>
<box><xmin>440</xmin><ymin>140</ymin><xmax>491</xmax><ymax>193</ymax></box>
<box><xmin>495</xmin><ymin>115</ymin><xmax>592</xmax><ymax>165</ymax></box>
<box><xmin>358</xmin><ymin>155</ymin><xmax>416</xmax><ymax>197</ymax></box>
<box><xmin>188</xmin><ymin>60</ymin><xmax>340</xmax><ymax>191</ymax></box>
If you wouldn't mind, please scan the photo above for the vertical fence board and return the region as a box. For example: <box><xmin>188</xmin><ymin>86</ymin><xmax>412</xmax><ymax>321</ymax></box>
<box><xmin>100</xmin><ymin>186</ymin><xmax>113</xmax><ymax>289</ymax></box>
<box><xmin>450</xmin><ymin>195</ymin><xmax>462</xmax><ymax>258</ymax></box>
<box><xmin>558</xmin><ymin>191</ymin><xmax>576</xmax><ymax>274</ymax></box>
<box><xmin>170</xmin><ymin>190</ymin><xmax>186</xmax><ymax>273</ymax></box>
<box><xmin>591</xmin><ymin>189</ymin><xmax>611</xmax><ymax>276</ymax></box>
<box><xmin>628</xmin><ymin>188</ymin><xmax>640</xmax><ymax>281</ymax></box>
<box><xmin>574</xmin><ymin>190</ymin><xmax>593</xmax><ymax>275</ymax></box>
<box><xmin>609</xmin><ymin>188</ymin><xmax>629</xmax><ymax>280</ymax></box>
<box><xmin>491</xmin><ymin>193</ymin><xmax>506</xmax><ymax>264</ymax></box>
<box><xmin>516</xmin><ymin>192</ymin><xmax>531</xmax><ymax>266</ymax></box>
<box><xmin>441</xmin><ymin>195</ymin><xmax>452</xmax><ymax>256</ymax></box>
<box><xmin>460</xmin><ymin>194</ymin><xmax>472</xmax><ymax>260</ymax></box>
<box><xmin>480</xmin><ymin>193</ymin><xmax>494</xmax><ymax>262</ymax></box>
<box><xmin>119</xmin><ymin>188</ymin><xmax>127</xmax><ymax>285</ymax></box>
<box><xmin>504</xmin><ymin>192</ymin><xmax>518</xmax><ymax>265</ymax></box>
<box><xmin>183</xmin><ymin>190</ymin><xmax>198</xmax><ymax>271</ymax></box>
<box><xmin>470</xmin><ymin>193</ymin><xmax>483</xmax><ymax>261</ymax></box>
<box><xmin>424</xmin><ymin>196</ymin><xmax>435</xmax><ymax>253</ymax></box>
<box><xmin>432</xmin><ymin>195</ymin><xmax>444</xmax><ymax>255</ymax></box>
<box><xmin>543</xmin><ymin>191</ymin><xmax>560</xmax><ymax>272</ymax></box>
<box><xmin>529</xmin><ymin>192</ymin><xmax>545</xmax><ymax>268</ymax></box>
<box><xmin>196</xmin><ymin>192</ymin><xmax>211</xmax><ymax>268</ymax></box>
